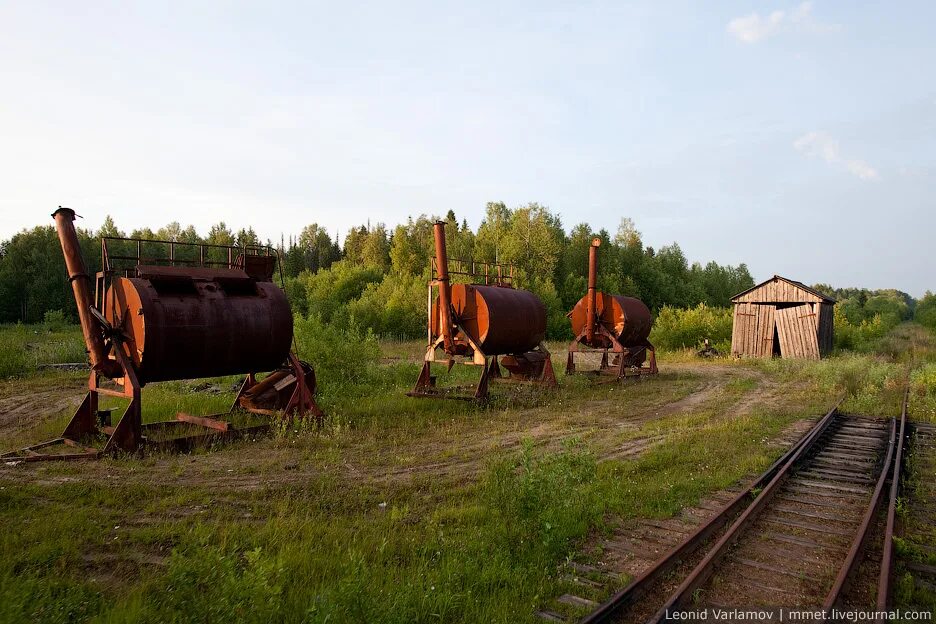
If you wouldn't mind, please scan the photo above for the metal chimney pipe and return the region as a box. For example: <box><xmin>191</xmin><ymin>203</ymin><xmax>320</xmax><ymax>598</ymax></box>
<box><xmin>586</xmin><ymin>237</ymin><xmax>601</xmax><ymax>343</ymax></box>
<box><xmin>433</xmin><ymin>221</ymin><xmax>455</xmax><ymax>352</ymax></box>
<box><xmin>52</xmin><ymin>207</ymin><xmax>116</xmax><ymax>377</ymax></box>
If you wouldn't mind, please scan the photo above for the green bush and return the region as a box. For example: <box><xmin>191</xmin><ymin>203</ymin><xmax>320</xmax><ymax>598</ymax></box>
<box><xmin>292</xmin><ymin>313</ymin><xmax>381</xmax><ymax>397</ymax></box>
<box><xmin>649</xmin><ymin>304</ymin><xmax>732</xmax><ymax>352</ymax></box>
<box><xmin>42</xmin><ymin>309</ymin><xmax>68</xmax><ymax>331</ymax></box>
<box><xmin>915</xmin><ymin>292</ymin><xmax>936</xmax><ymax>332</ymax></box>
<box><xmin>347</xmin><ymin>272</ymin><xmax>426</xmax><ymax>339</ymax></box>
<box><xmin>527</xmin><ymin>277</ymin><xmax>571</xmax><ymax>341</ymax></box>
<box><xmin>833</xmin><ymin>307</ymin><xmax>899</xmax><ymax>352</ymax></box>
<box><xmin>296</xmin><ymin>261</ymin><xmax>383</xmax><ymax>327</ymax></box>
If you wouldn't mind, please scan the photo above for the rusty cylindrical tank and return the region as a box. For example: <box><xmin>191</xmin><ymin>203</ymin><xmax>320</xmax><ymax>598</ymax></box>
<box><xmin>454</xmin><ymin>283</ymin><xmax>546</xmax><ymax>355</ymax></box>
<box><xmin>569</xmin><ymin>293</ymin><xmax>652</xmax><ymax>349</ymax></box>
<box><xmin>104</xmin><ymin>265</ymin><xmax>293</xmax><ymax>384</ymax></box>
<box><xmin>430</xmin><ymin>283</ymin><xmax>547</xmax><ymax>355</ymax></box>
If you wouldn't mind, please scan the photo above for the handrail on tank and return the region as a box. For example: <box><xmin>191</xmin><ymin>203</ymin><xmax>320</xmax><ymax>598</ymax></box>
<box><xmin>430</xmin><ymin>257</ymin><xmax>515</xmax><ymax>286</ymax></box>
<box><xmin>100</xmin><ymin>236</ymin><xmax>275</xmax><ymax>274</ymax></box>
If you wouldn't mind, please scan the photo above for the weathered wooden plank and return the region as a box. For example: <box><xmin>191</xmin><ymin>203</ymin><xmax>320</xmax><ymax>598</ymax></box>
<box><xmin>788</xmin><ymin>307</ymin><xmax>802</xmax><ymax>357</ymax></box>
<box><xmin>733</xmin><ymin>305</ymin><xmax>743</xmax><ymax>356</ymax></box>
<box><xmin>798</xmin><ymin>306</ymin><xmax>819</xmax><ymax>359</ymax></box>
<box><xmin>752</xmin><ymin>304</ymin><xmax>759</xmax><ymax>356</ymax></box>
<box><xmin>799</xmin><ymin>307</ymin><xmax>815</xmax><ymax>358</ymax></box>
<box><xmin>757</xmin><ymin>305</ymin><xmax>770</xmax><ymax>357</ymax></box>
<box><xmin>792</xmin><ymin>306</ymin><xmax>806</xmax><ymax>358</ymax></box>
<box><xmin>752</xmin><ymin>303</ymin><xmax>761</xmax><ymax>356</ymax></box>
<box><xmin>744</xmin><ymin>304</ymin><xmax>752</xmax><ymax>356</ymax></box>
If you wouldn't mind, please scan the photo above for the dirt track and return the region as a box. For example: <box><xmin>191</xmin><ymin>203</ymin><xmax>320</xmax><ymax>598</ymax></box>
<box><xmin>0</xmin><ymin>362</ymin><xmax>807</xmax><ymax>494</ymax></box>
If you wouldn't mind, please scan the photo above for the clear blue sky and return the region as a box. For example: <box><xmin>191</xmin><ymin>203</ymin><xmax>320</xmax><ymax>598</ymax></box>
<box><xmin>1</xmin><ymin>1</ymin><xmax>933</xmax><ymax>295</ymax></box>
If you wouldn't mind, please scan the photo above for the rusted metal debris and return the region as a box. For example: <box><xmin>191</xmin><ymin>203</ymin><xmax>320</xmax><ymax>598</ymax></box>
<box><xmin>0</xmin><ymin>208</ymin><xmax>323</xmax><ymax>461</ymax></box>
<box><xmin>566</xmin><ymin>238</ymin><xmax>657</xmax><ymax>379</ymax></box>
<box><xmin>409</xmin><ymin>221</ymin><xmax>557</xmax><ymax>401</ymax></box>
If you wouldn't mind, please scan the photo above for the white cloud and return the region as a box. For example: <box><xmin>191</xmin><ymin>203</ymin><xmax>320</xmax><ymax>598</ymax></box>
<box><xmin>727</xmin><ymin>2</ymin><xmax>838</xmax><ymax>44</ymax></box>
<box><xmin>793</xmin><ymin>131</ymin><xmax>880</xmax><ymax>181</ymax></box>
<box><xmin>727</xmin><ymin>10</ymin><xmax>785</xmax><ymax>44</ymax></box>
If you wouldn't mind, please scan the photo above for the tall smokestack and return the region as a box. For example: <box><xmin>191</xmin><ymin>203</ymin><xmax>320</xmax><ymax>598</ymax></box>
<box><xmin>52</xmin><ymin>207</ymin><xmax>119</xmax><ymax>378</ymax></box>
<box><xmin>433</xmin><ymin>221</ymin><xmax>455</xmax><ymax>352</ymax></box>
<box><xmin>586</xmin><ymin>238</ymin><xmax>601</xmax><ymax>343</ymax></box>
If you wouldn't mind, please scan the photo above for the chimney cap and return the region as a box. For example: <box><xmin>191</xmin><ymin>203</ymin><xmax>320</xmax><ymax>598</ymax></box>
<box><xmin>51</xmin><ymin>206</ymin><xmax>78</xmax><ymax>219</ymax></box>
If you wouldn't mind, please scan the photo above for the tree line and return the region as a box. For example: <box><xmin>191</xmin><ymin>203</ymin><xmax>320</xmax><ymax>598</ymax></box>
<box><xmin>0</xmin><ymin>201</ymin><xmax>927</xmax><ymax>343</ymax></box>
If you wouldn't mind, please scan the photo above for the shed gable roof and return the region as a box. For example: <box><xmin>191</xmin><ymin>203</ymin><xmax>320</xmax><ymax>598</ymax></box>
<box><xmin>731</xmin><ymin>275</ymin><xmax>836</xmax><ymax>304</ymax></box>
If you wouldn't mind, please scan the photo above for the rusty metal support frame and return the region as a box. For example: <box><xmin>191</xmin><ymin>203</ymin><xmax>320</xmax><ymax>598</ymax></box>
<box><xmin>1</xmin><ymin>336</ymin><xmax>322</xmax><ymax>461</ymax></box>
<box><xmin>566</xmin><ymin>323</ymin><xmax>658</xmax><ymax>379</ymax></box>
<box><xmin>410</xmin><ymin>311</ymin><xmax>558</xmax><ymax>401</ymax></box>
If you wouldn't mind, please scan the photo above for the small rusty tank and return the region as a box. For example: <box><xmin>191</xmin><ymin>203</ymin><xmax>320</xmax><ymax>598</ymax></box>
<box><xmin>411</xmin><ymin>221</ymin><xmax>557</xmax><ymax>400</ymax></box>
<box><xmin>566</xmin><ymin>238</ymin><xmax>657</xmax><ymax>377</ymax></box>
<box><xmin>568</xmin><ymin>293</ymin><xmax>652</xmax><ymax>352</ymax></box>
<box><xmin>103</xmin><ymin>264</ymin><xmax>293</xmax><ymax>384</ymax></box>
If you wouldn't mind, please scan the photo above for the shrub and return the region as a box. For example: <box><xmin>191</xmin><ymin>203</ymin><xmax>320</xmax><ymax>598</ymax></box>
<box><xmin>42</xmin><ymin>309</ymin><xmax>68</xmax><ymax>331</ymax></box>
<box><xmin>915</xmin><ymin>292</ymin><xmax>936</xmax><ymax>332</ymax></box>
<box><xmin>527</xmin><ymin>277</ymin><xmax>571</xmax><ymax>341</ymax></box>
<box><xmin>296</xmin><ymin>261</ymin><xmax>383</xmax><ymax>327</ymax></box>
<box><xmin>292</xmin><ymin>313</ymin><xmax>381</xmax><ymax>397</ymax></box>
<box><xmin>649</xmin><ymin>304</ymin><xmax>732</xmax><ymax>352</ymax></box>
<box><xmin>347</xmin><ymin>272</ymin><xmax>426</xmax><ymax>340</ymax></box>
<box><xmin>833</xmin><ymin>307</ymin><xmax>898</xmax><ymax>352</ymax></box>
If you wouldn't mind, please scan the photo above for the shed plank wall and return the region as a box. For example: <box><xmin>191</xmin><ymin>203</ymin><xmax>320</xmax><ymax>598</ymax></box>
<box><xmin>734</xmin><ymin>280</ymin><xmax>826</xmax><ymax>304</ymax></box>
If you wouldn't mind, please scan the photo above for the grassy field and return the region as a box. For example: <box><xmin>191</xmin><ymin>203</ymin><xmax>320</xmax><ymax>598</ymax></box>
<box><xmin>0</xmin><ymin>322</ymin><xmax>934</xmax><ymax>622</ymax></box>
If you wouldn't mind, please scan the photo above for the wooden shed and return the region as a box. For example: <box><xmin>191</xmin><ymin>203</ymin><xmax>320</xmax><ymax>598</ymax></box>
<box><xmin>730</xmin><ymin>275</ymin><xmax>835</xmax><ymax>359</ymax></box>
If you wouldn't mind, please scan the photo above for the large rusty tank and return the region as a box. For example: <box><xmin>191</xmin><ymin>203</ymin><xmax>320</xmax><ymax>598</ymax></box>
<box><xmin>430</xmin><ymin>283</ymin><xmax>546</xmax><ymax>355</ymax></box>
<box><xmin>566</xmin><ymin>238</ymin><xmax>657</xmax><ymax>376</ymax></box>
<box><xmin>103</xmin><ymin>264</ymin><xmax>293</xmax><ymax>384</ymax></box>
<box><xmin>6</xmin><ymin>207</ymin><xmax>324</xmax><ymax>460</ymax></box>
<box><xmin>411</xmin><ymin>221</ymin><xmax>556</xmax><ymax>400</ymax></box>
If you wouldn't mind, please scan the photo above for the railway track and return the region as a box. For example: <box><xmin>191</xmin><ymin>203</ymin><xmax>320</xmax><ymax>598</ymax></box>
<box><xmin>539</xmin><ymin>392</ymin><xmax>912</xmax><ymax>623</ymax></box>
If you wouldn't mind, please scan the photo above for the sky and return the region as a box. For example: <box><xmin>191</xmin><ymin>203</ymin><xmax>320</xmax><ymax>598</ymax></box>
<box><xmin>1</xmin><ymin>1</ymin><xmax>934</xmax><ymax>295</ymax></box>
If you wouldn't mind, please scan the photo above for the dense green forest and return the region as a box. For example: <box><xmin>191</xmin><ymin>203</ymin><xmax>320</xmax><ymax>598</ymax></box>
<box><xmin>0</xmin><ymin>202</ymin><xmax>930</xmax><ymax>348</ymax></box>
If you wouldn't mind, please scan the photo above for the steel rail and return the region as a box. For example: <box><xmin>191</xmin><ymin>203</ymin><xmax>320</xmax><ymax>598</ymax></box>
<box><xmin>580</xmin><ymin>400</ymin><xmax>843</xmax><ymax>624</ymax></box>
<box><xmin>647</xmin><ymin>403</ymin><xmax>844</xmax><ymax>623</ymax></box>
<box><xmin>822</xmin><ymin>411</ymin><xmax>897</xmax><ymax>611</ymax></box>
<box><xmin>875</xmin><ymin>387</ymin><xmax>910</xmax><ymax>617</ymax></box>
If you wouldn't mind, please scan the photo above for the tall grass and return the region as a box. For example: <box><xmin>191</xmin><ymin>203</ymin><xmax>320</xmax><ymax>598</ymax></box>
<box><xmin>0</xmin><ymin>322</ymin><xmax>86</xmax><ymax>378</ymax></box>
